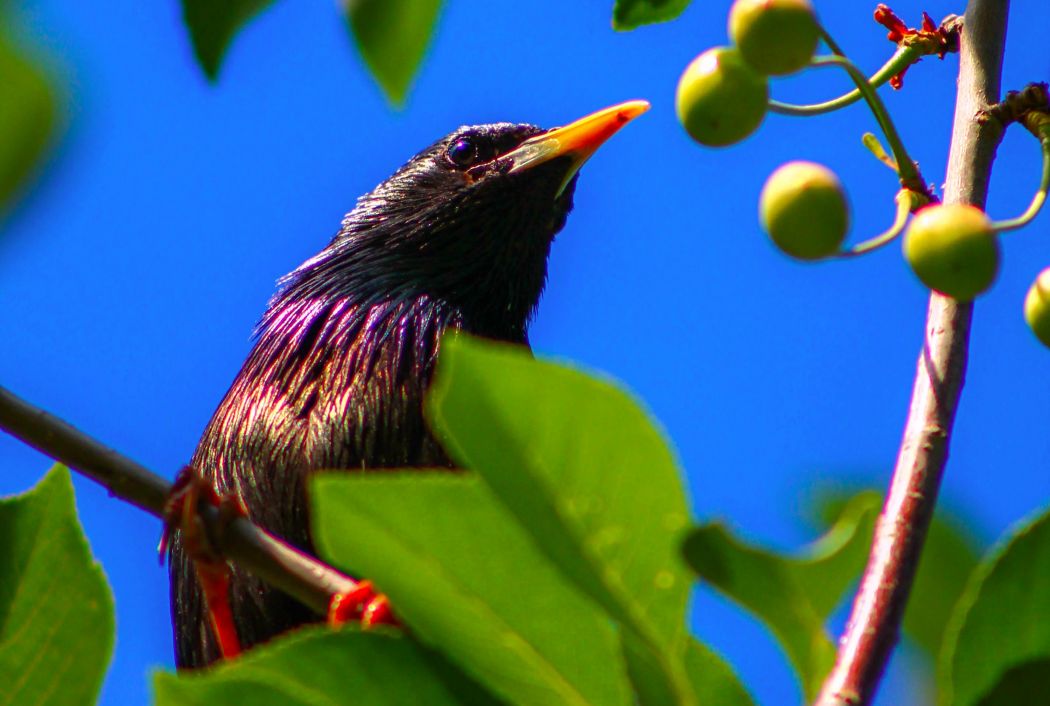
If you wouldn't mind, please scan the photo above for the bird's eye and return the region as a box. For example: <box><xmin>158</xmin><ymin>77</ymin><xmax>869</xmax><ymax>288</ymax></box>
<box><xmin>447</xmin><ymin>138</ymin><xmax>479</xmax><ymax>168</ymax></box>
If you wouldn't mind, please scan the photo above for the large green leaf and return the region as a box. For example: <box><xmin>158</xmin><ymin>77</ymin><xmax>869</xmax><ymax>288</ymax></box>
<box><xmin>428</xmin><ymin>336</ymin><xmax>694</xmax><ymax>703</ymax></box>
<box><xmin>0</xmin><ymin>466</ymin><xmax>114</xmax><ymax>706</ymax></box>
<box><xmin>180</xmin><ymin>0</ymin><xmax>276</xmax><ymax>80</ymax></box>
<box><xmin>429</xmin><ymin>336</ymin><xmax>691</xmax><ymax>646</ymax></box>
<box><xmin>682</xmin><ymin>638</ymin><xmax>755</xmax><ymax>706</ymax></box>
<box><xmin>622</xmin><ymin>633</ymin><xmax>755</xmax><ymax>706</ymax></box>
<box><xmin>682</xmin><ymin>492</ymin><xmax>880</xmax><ymax>700</ymax></box>
<box><xmin>974</xmin><ymin>659</ymin><xmax>1050</xmax><ymax>706</ymax></box>
<box><xmin>612</xmin><ymin>0</ymin><xmax>692</xmax><ymax>31</ymax></box>
<box><xmin>155</xmin><ymin>627</ymin><xmax>499</xmax><ymax>706</ymax></box>
<box><xmin>344</xmin><ymin>0</ymin><xmax>442</xmax><ymax>106</ymax></box>
<box><xmin>939</xmin><ymin>506</ymin><xmax>1050</xmax><ymax>706</ymax></box>
<box><xmin>808</xmin><ymin>489</ymin><xmax>982</xmax><ymax>658</ymax></box>
<box><xmin>0</xmin><ymin>32</ymin><xmax>58</xmax><ymax>212</ymax></box>
<box><xmin>313</xmin><ymin>473</ymin><xmax>631</xmax><ymax>706</ymax></box>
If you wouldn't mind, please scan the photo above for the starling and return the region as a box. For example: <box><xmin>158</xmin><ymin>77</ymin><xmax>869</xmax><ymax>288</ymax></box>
<box><xmin>170</xmin><ymin>100</ymin><xmax>650</xmax><ymax>668</ymax></box>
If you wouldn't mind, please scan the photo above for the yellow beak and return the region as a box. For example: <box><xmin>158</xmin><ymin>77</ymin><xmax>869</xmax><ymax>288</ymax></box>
<box><xmin>504</xmin><ymin>100</ymin><xmax>650</xmax><ymax>189</ymax></box>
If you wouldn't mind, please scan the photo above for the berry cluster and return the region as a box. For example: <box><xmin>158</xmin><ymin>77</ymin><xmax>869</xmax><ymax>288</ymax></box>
<box><xmin>675</xmin><ymin>1</ymin><xmax>1050</xmax><ymax>347</ymax></box>
<box><xmin>675</xmin><ymin>0</ymin><xmax>820</xmax><ymax>147</ymax></box>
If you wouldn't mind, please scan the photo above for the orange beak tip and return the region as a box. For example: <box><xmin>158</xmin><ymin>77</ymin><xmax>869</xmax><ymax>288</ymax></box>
<box><xmin>505</xmin><ymin>99</ymin><xmax>652</xmax><ymax>177</ymax></box>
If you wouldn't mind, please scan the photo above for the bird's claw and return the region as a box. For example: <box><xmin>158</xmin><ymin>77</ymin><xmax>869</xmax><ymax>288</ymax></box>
<box><xmin>159</xmin><ymin>465</ymin><xmax>247</xmax><ymax>561</ymax></box>
<box><xmin>328</xmin><ymin>580</ymin><xmax>398</xmax><ymax>630</ymax></box>
<box><xmin>159</xmin><ymin>465</ymin><xmax>246</xmax><ymax>660</ymax></box>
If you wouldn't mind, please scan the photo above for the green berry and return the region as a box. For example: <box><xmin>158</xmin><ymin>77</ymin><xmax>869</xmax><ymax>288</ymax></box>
<box><xmin>676</xmin><ymin>47</ymin><xmax>768</xmax><ymax>147</ymax></box>
<box><xmin>729</xmin><ymin>0</ymin><xmax>820</xmax><ymax>76</ymax></box>
<box><xmin>1024</xmin><ymin>267</ymin><xmax>1050</xmax><ymax>348</ymax></box>
<box><xmin>759</xmin><ymin>161</ymin><xmax>849</xmax><ymax>260</ymax></box>
<box><xmin>903</xmin><ymin>204</ymin><xmax>999</xmax><ymax>301</ymax></box>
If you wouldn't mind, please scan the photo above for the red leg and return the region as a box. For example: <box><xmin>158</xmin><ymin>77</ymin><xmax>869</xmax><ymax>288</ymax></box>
<box><xmin>160</xmin><ymin>466</ymin><xmax>243</xmax><ymax>660</ymax></box>
<box><xmin>194</xmin><ymin>559</ymin><xmax>241</xmax><ymax>658</ymax></box>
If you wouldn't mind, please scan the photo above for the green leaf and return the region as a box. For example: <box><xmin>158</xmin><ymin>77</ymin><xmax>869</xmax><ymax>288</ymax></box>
<box><xmin>861</xmin><ymin>132</ymin><xmax>898</xmax><ymax>171</ymax></box>
<box><xmin>682</xmin><ymin>492</ymin><xmax>881</xmax><ymax>700</ymax></box>
<box><xmin>0</xmin><ymin>33</ymin><xmax>58</xmax><ymax>212</ymax></box>
<box><xmin>975</xmin><ymin>659</ymin><xmax>1050</xmax><ymax>706</ymax></box>
<box><xmin>180</xmin><ymin>0</ymin><xmax>276</xmax><ymax>80</ymax></box>
<box><xmin>808</xmin><ymin>489</ymin><xmax>981</xmax><ymax>658</ymax></box>
<box><xmin>612</xmin><ymin>0</ymin><xmax>692</xmax><ymax>31</ymax></box>
<box><xmin>428</xmin><ymin>335</ymin><xmax>693</xmax><ymax>703</ymax></box>
<box><xmin>682</xmin><ymin>638</ymin><xmax>755</xmax><ymax>706</ymax></box>
<box><xmin>313</xmin><ymin>473</ymin><xmax>631</xmax><ymax>706</ymax></box>
<box><xmin>344</xmin><ymin>0</ymin><xmax>442</xmax><ymax>106</ymax></box>
<box><xmin>623</xmin><ymin>633</ymin><xmax>755</xmax><ymax>706</ymax></box>
<box><xmin>429</xmin><ymin>335</ymin><xmax>691</xmax><ymax>646</ymax></box>
<box><xmin>155</xmin><ymin>627</ymin><xmax>499</xmax><ymax>706</ymax></box>
<box><xmin>0</xmin><ymin>466</ymin><xmax>114</xmax><ymax>706</ymax></box>
<box><xmin>940</xmin><ymin>507</ymin><xmax>1050</xmax><ymax>706</ymax></box>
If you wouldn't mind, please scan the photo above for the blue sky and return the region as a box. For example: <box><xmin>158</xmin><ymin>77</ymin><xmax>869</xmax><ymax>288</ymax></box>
<box><xmin>1</xmin><ymin>1</ymin><xmax>1048</xmax><ymax>704</ymax></box>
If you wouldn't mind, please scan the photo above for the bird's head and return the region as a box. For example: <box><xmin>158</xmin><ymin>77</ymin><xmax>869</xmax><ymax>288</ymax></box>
<box><xmin>280</xmin><ymin>100</ymin><xmax>649</xmax><ymax>339</ymax></box>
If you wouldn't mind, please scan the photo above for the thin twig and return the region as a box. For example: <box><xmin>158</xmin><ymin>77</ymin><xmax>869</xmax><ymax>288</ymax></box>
<box><xmin>0</xmin><ymin>385</ymin><xmax>355</xmax><ymax>617</ymax></box>
<box><xmin>814</xmin><ymin>2</ymin><xmax>1009</xmax><ymax>705</ymax></box>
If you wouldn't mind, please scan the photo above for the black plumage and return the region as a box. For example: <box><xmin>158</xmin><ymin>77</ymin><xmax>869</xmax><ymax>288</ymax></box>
<box><xmin>170</xmin><ymin>102</ymin><xmax>647</xmax><ymax>668</ymax></box>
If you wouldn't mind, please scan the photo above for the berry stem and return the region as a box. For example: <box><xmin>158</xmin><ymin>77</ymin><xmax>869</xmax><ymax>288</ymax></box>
<box><xmin>769</xmin><ymin>45</ymin><xmax>920</xmax><ymax>117</ymax></box>
<box><xmin>807</xmin><ymin>53</ymin><xmax>922</xmax><ymax>191</ymax></box>
<box><xmin>837</xmin><ymin>189</ymin><xmax>915</xmax><ymax>257</ymax></box>
<box><xmin>989</xmin><ymin>126</ymin><xmax>1050</xmax><ymax>232</ymax></box>
<box><xmin>817</xmin><ymin>25</ymin><xmax>847</xmax><ymax>57</ymax></box>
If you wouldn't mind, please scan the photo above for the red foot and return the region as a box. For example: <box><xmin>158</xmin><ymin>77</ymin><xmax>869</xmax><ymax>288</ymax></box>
<box><xmin>328</xmin><ymin>580</ymin><xmax>399</xmax><ymax>629</ymax></box>
<box><xmin>160</xmin><ymin>465</ymin><xmax>244</xmax><ymax>660</ymax></box>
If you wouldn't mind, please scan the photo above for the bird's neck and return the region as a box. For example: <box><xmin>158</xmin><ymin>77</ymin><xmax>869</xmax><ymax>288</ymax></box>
<box><xmin>271</xmin><ymin>207</ymin><xmax>552</xmax><ymax>343</ymax></box>
<box><xmin>267</xmin><ymin>255</ymin><xmax>539</xmax><ymax>345</ymax></box>
<box><xmin>255</xmin><ymin>289</ymin><xmax>529</xmax><ymax>385</ymax></box>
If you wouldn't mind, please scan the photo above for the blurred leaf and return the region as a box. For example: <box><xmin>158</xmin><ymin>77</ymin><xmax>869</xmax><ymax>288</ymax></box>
<box><xmin>180</xmin><ymin>0</ymin><xmax>276</xmax><ymax>80</ymax></box>
<box><xmin>939</xmin><ymin>507</ymin><xmax>1050</xmax><ymax>706</ymax></box>
<box><xmin>313</xmin><ymin>473</ymin><xmax>631</xmax><ymax>706</ymax></box>
<box><xmin>682</xmin><ymin>638</ymin><xmax>755</xmax><ymax>706</ymax></box>
<box><xmin>612</xmin><ymin>0</ymin><xmax>692</xmax><ymax>31</ymax></box>
<box><xmin>0</xmin><ymin>33</ymin><xmax>58</xmax><ymax>212</ymax></box>
<box><xmin>620</xmin><ymin>633</ymin><xmax>679</xmax><ymax>706</ymax></box>
<box><xmin>428</xmin><ymin>335</ymin><xmax>694</xmax><ymax>703</ymax></box>
<box><xmin>975</xmin><ymin>659</ymin><xmax>1050</xmax><ymax>706</ymax></box>
<box><xmin>0</xmin><ymin>466</ymin><xmax>114</xmax><ymax>706</ymax></box>
<box><xmin>809</xmin><ymin>488</ymin><xmax>982</xmax><ymax>658</ymax></box>
<box><xmin>345</xmin><ymin>0</ymin><xmax>442</xmax><ymax>106</ymax></box>
<box><xmin>682</xmin><ymin>492</ymin><xmax>881</xmax><ymax>700</ymax></box>
<box><xmin>905</xmin><ymin>510</ymin><xmax>981</xmax><ymax>657</ymax></box>
<box><xmin>622</xmin><ymin>634</ymin><xmax>753</xmax><ymax>706</ymax></box>
<box><xmin>155</xmin><ymin>627</ymin><xmax>500</xmax><ymax>705</ymax></box>
<box><xmin>861</xmin><ymin>132</ymin><xmax>898</xmax><ymax>171</ymax></box>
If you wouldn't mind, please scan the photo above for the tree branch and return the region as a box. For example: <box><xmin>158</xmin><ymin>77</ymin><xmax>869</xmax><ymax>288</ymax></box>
<box><xmin>814</xmin><ymin>2</ymin><xmax>1009</xmax><ymax>704</ymax></box>
<box><xmin>0</xmin><ymin>385</ymin><xmax>355</xmax><ymax>617</ymax></box>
